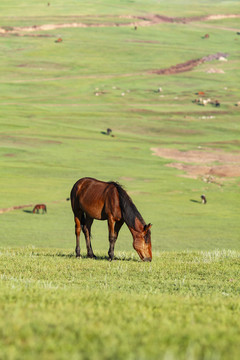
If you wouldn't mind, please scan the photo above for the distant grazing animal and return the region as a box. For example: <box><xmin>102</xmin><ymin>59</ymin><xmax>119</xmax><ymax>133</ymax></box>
<box><xmin>204</xmin><ymin>34</ymin><xmax>209</xmax><ymax>39</ymax></box>
<box><xmin>194</xmin><ymin>98</ymin><xmax>211</xmax><ymax>106</ymax></box>
<box><xmin>107</xmin><ymin>128</ymin><xmax>112</xmax><ymax>135</ymax></box>
<box><xmin>70</xmin><ymin>177</ymin><xmax>152</xmax><ymax>261</ymax></box>
<box><xmin>201</xmin><ymin>195</ymin><xmax>207</xmax><ymax>204</ymax></box>
<box><xmin>214</xmin><ymin>100</ymin><xmax>220</xmax><ymax>107</ymax></box>
<box><xmin>55</xmin><ymin>38</ymin><xmax>63</xmax><ymax>43</ymax></box>
<box><xmin>33</xmin><ymin>204</ymin><xmax>47</xmax><ymax>214</ymax></box>
<box><xmin>134</xmin><ymin>26</ymin><xmax>138</xmax><ymax>30</ymax></box>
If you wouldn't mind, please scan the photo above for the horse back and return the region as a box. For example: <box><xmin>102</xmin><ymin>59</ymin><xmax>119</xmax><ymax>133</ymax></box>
<box><xmin>71</xmin><ymin>178</ymin><xmax>122</xmax><ymax>221</ymax></box>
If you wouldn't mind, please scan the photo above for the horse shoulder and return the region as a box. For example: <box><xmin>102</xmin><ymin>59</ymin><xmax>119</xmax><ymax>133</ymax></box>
<box><xmin>106</xmin><ymin>185</ymin><xmax>122</xmax><ymax>221</ymax></box>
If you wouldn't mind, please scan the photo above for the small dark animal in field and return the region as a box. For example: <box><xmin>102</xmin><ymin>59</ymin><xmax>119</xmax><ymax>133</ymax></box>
<box><xmin>203</xmin><ymin>34</ymin><xmax>209</xmax><ymax>39</ymax></box>
<box><xmin>33</xmin><ymin>204</ymin><xmax>47</xmax><ymax>214</ymax></box>
<box><xmin>201</xmin><ymin>195</ymin><xmax>207</xmax><ymax>204</ymax></box>
<box><xmin>55</xmin><ymin>38</ymin><xmax>63</xmax><ymax>43</ymax></box>
<box><xmin>47</xmin><ymin>2</ymin><xmax>50</xmax><ymax>6</ymax></box>
<box><xmin>101</xmin><ymin>128</ymin><xmax>115</xmax><ymax>137</ymax></box>
<box><xmin>70</xmin><ymin>177</ymin><xmax>152</xmax><ymax>261</ymax></box>
<box><xmin>214</xmin><ymin>100</ymin><xmax>220</xmax><ymax>107</ymax></box>
<box><xmin>134</xmin><ymin>26</ymin><xmax>138</xmax><ymax>30</ymax></box>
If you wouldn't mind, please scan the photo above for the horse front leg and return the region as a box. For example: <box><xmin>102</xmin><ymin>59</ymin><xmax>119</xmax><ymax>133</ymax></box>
<box><xmin>108</xmin><ymin>218</ymin><xmax>124</xmax><ymax>261</ymax></box>
<box><xmin>74</xmin><ymin>216</ymin><xmax>81</xmax><ymax>257</ymax></box>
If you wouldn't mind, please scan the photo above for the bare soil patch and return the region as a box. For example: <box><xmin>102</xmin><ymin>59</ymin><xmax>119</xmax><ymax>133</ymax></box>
<box><xmin>150</xmin><ymin>58</ymin><xmax>203</xmax><ymax>75</ymax></box>
<box><xmin>150</xmin><ymin>52</ymin><xmax>228</xmax><ymax>75</ymax></box>
<box><xmin>0</xmin><ymin>204</ymin><xmax>33</xmax><ymax>214</ymax></box>
<box><xmin>120</xmin><ymin>177</ymin><xmax>135</xmax><ymax>182</ymax></box>
<box><xmin>0</xmin><ymin>14</ymin><xmax>239</xmax><ymax>35</ymax></box>
<box><xmin>151</xmin><ymin>147</ymin><xmax>240</xmax><ymax>178</ymax></box>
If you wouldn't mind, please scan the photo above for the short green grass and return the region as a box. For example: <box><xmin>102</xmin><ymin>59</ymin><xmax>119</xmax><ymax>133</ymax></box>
<box><xmin>1</xmin><ymin>248</ymin><xmax>240</xmax><ymax>360</ymax></box>
<box><xmin>1</xmin><ymin>0</ymin><xmax>240</xmax><ymax>359</ymax></box>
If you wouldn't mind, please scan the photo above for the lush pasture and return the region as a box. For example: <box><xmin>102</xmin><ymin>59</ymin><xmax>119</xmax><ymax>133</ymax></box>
<box><xmin>1</xmin><ymin>248</ymin><xmax>240</xmax><ymax>360</ymax></box>
<box><xmin>1</xmin><ymin>0</ymin><xmax>240</xmax><ymax>359</ymax></box>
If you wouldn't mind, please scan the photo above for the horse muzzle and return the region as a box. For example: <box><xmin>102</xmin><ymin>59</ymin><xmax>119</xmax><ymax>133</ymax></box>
<box><xmin>143</xmin><ymin>257</ymin><xmax>152</xmax><ymax>262</ymax></box>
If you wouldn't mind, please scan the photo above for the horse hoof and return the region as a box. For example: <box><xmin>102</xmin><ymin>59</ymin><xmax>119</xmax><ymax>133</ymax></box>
<box><xmin>87</xmin><ymin>254</ymin><xmax>97</xmax><ymax>259</ymax></box>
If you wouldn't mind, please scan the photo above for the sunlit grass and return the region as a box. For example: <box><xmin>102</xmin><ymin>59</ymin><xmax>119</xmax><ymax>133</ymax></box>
<box><xmin>0</xmin><ymin>247</ymin><xmax>240</xmax><ymax>359</ymax></box>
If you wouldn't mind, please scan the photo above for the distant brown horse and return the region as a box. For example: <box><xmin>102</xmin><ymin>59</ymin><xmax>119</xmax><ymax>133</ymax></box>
<box><xmin>33</xmin><ymin>204</ymin><xmax>47</xmax><ymax>214</ymax></box>
<box><xmin>70</xmin><ymin>177</ymin><xmax>152</xmax><ymax>261</ymax></box>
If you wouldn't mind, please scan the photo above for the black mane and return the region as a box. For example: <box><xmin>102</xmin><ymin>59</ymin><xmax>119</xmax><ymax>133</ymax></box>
<box><xmin>108</xmin><ymin>181</ymin><xmax>145</xmax><ymax>229</ymax></box>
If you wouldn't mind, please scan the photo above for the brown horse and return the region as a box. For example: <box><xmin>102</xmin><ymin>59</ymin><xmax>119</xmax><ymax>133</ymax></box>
<box><xmin>70</xmin><ymin>177</ymin><xmax>152</xmax><ymax>262</ymax></box>
<box><xmin>33</xmin><ymin>204</ymin><xmax>47</xmax><ymax>214</ymax></box>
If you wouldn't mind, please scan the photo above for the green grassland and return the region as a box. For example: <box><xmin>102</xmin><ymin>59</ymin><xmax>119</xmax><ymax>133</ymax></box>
<box><xmin>0</xmin><ymin>0</ymin><xmax>240</xmax><ymax>359</ymax></box>
<box><xmin>1</xmin><ymin>248</ymin><xmax>240</xmax><ymax>360</ymax></box>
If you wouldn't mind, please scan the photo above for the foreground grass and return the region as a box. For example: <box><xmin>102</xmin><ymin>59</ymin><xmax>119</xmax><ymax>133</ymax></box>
<box><xmin>0</xmin><ymin>247</ymin><xmax>240</xmax><ymax>360</ymax></box>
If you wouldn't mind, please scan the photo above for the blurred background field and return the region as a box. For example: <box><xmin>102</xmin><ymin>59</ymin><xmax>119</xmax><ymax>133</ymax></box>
<box><xmin>0</xmin><ymin>0</ymin><xmax>239</xmax><ymax>253</ymax></box>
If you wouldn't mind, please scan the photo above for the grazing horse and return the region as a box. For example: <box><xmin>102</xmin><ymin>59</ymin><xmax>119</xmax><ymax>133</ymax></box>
<box><xmin>70</xmin><ymin>177</ymin><xmax>152</xmax><ymax>261</ymax></box>
<box><xmin>201</xmin><ymin>195</ymin><xmax>207</xmax><ymax>204</ymax></box>
<box><xmin>33</xmin><ymin>204</ymin><xmax>47</xmax><ymax>214</ymax></box>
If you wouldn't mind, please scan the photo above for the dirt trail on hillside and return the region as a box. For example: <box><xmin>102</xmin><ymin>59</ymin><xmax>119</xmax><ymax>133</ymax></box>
<box><xmin>0</xmin><ymin>204</ymin><xmax>34</xmax><ymax>214</ymax></box>
<box><xmin>151</xmin><ymin>147</ymin><xmax>240</xmax><ymax>179</ymax></box>
<box><xmin>150</xmin><ymin>52</ymin><xmax>228</xmax><ymax>75</ymax></box>
<box><xmin>0</xmin><ymin>199</ymin><xmax>68</xmax><ymax>214</ymax></box>
<box><xmin>0</xmin><ymin>14</ymin><xmax>239</xmax><ymax>35</ymax></box>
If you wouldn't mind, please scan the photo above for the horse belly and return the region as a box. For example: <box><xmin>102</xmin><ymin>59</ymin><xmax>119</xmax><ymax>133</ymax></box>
<box><xmin>79</xmin><ymin>198</ymin><xmax>106</xmax><ymax>220</ymax></box>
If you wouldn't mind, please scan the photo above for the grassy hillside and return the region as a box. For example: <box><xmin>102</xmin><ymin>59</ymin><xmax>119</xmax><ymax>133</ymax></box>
<box><xmin>0</xmin><ymin>2</ymin><xmax>240</xmax><ymax>358</ymax></box>
<box><xmin>0</xmin><ymin>3</ymin><xmax>239</xmax><ymax>251</ymax></box>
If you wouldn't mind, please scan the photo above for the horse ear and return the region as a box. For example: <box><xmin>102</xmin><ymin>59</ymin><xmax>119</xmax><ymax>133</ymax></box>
<box><xmin>144</xmin><ymin>223</ymin><xmax>152</xmax><ymax>232</ymax></box>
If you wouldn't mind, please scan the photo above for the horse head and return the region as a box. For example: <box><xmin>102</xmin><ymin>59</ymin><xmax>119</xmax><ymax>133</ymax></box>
<box><xmin>133</xmin><ymin>223</ymin><xmax>152</xmax><ymax>262</ymax></box>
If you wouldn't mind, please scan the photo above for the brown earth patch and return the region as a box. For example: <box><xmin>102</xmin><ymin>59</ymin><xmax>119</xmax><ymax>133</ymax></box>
<box><xmin>149</xmin><ymin>53</ymin><xmax>228</xmax><ymax>75</ymax></box>
<box><xmin>4</xmin><ymin>153</ymin><xmax>16</xmax><ymax>157</ymax></box>
<box><xmin>150</xmin><ymin>58</ymin><xmax>204</xmax><ymax>75</ymax></box>
<box><xmin>0</xmin><ymin>14</ymin><xmax>239</xmax><ymax>35</ymax></box>
<box><xmin>120</xmin><ymin>176</ymin><xmax>135</xmax><ymax>181</ymax></box>
<box><xmin>151</xmin><ymin>147</ymin><xmax>240</xmax><ymax>164</ymax></box>
<box><xmin>0</xmin><ymin>204</ymin><xmax>33</xmax><ymax>214</ymax></box>
<box><xmin>126</xmin><ymin>40</ymin><xmax>162</xmax><ymax>44</ymax></box>
<box><xmin>0</xmin><ymin>198</ymin><xmax>68</xmax><ymax>214</ymax></box>
<box><xmin>151</xmin><ymin>147</ymin><xmax>240</xmax><ymax>178</ymax></box>
<box><xmin>166</xmin><ymin>163</ymin><xmax>240</xmax><ymax>178</ymax></box>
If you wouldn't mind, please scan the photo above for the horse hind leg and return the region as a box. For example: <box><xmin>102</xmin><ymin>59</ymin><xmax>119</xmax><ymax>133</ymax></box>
<box><xmin>74</xmin><ymin>212</ymin><xmax>84</xmax><ymax>257</ymax></box>
<box><xmin>82</xmin><ymin>216</ymin><xmax>96</xmax><ymax>259</ymax></box>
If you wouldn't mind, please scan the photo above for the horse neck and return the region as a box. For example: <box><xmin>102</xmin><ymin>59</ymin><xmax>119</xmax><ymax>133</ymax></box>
<box><xmin>127</xmin><ymin>216</ymin><xmax>145</xmax><ymax>236</ymax></box>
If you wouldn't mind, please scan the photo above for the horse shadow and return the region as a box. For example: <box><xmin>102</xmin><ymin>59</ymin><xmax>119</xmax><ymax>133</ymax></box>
<box><xmin>35</xmin><ymin>252</ymin><xmax>139</xmax><ymax>262</ymax></box>
<box><xmin>23</xmin><ymin>210</ymin><xmax>33</xmax><ymax>214</ymax></box>
<box><xmin>190</xmin><ymin>199</ymin><xmax>201</xmax><ymax>204</ymax></box>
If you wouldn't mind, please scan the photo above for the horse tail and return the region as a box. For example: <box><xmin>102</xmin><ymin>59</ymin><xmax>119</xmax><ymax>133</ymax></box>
<box><xmin>80</xmin><ymin>212</ymin><xmax>86</xmax><ymax>230</ymax></box>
